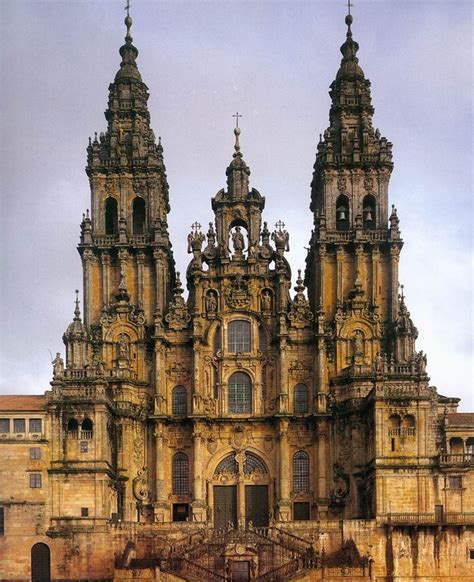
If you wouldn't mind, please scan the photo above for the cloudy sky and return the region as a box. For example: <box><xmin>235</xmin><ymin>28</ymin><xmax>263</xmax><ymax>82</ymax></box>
<box><xmin>1</xmin><ymin>0</ymin><xmax>472</xmax><ymax>410</ymax></box>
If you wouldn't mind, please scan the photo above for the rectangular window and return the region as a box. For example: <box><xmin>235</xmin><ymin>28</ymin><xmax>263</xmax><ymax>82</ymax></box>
<box><xmin>228</xmin><ymin>320</ymin><xmax>251</xmax><ymax>353</ymax></box>
<box><xmin>81</xmin><ymin>507</ymin><xmax>89</xmax><ymax>517</ymax></box>
<box><xmin>29</xmin><ymin>419</ymin><xmax>42</xmax><ymax>433</ymax></box>
<box><xmin>469</xmin><ymin>549</ymin><xmax>474</xmax><ymax>560</ymax></box>
<box><xmin>80</xmin><ymin>441</ymin><xmax>88</xmax><ymax>453</ymax></box>
<box><xmin>0</xmin><ymin>507</ymin><xmax>4</xmax><ymax>535</ymax></box>
<box><xmin>29</xmin><ymin>447</ymin><xmax>41</xmax><ymax>460</ymax></box>
<box><xmin>449</xmin><ymin>476</ymin><xmax>462</xmax><ymax>489</ymax></box>
<box><xmin>172</xmin><ymin>503</ymin><xmax>189</xmax><ymax>522</ymax></box>
<box><xmin>13</xmin><ymin>419</ymin><xmax>26</xmax><ymax>433</ymax></box>
<box><xmin>0</xmin><ymin>419</ymin><xmax>9</xmax><ymax>433</ymax></box>
<box><xmin>294</xmin><ymin>502</ymin><xmax>311</xmax><ymax>521</ymax></box>
<box><xmin>29</xmin><ymin>473</ymin><xmax>42</xmax><ymax>488</ymax></box>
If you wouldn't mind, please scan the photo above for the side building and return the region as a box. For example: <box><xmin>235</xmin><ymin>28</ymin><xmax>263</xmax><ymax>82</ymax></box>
<box><xmin>0</xmin><ymin>9</ymin><xmax>473</xmax><ymax>582</ymax></box>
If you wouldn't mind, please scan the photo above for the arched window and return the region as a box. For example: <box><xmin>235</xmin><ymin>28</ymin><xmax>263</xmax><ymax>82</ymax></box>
<box><xmin>228</xmin><ymin>320</ymin><xmax>251</xmax><ymax>353</ymax></box>
<box><xmin>336</xmin><ymin>194</ymin><xmax>349</xmax><ymax>231</ymax></box>
<box><xmin>66</xmin><ymin>418</ymin><xmax>78</xmax><ymax>437</ymax></box>
<box><xmin>293</xmin><ymin>384</ymin><xmax>308</xmax><ymax>414</ymax></box>
<box><xmin>402</xmin><ymin>414</ymin><xmax>416</xmax><ymax>436</ymax></box>
<box><xmin>467</xmin><ymin>438</ymin><xmax>474</xmax><ymax>455</ymax></box>
<box><xmin>214</xmin><ymin>325</ymin><xmax>222</xmax><ymax>354</ymax></box>
<box><xmin>388</xmin><ymin>414</ymin><xmax>401</xmax><ymax>436</ymax></box>
<box><xmin>172</xmin><ymin>386</ymin><xmax>187</xmax><ymax>416</ymax></box>
<box><xmin>259</xmin><ymin>326</ymin><xmax>268</xmax><ymax>352</ymax></box>
<box><xmin>243</xmin><ymin>452</ymin><xmax>267</xmax><ymax>475</ymax></box>
<box><xmin>363</xmin><ymin>195</ymin><xmax>376</xmax><ymax>230</ymax></box>
<box><xmin>132</xmin><ymin>197</ymin><xmax>146</xmax><ymax>234</ymax></box>
<box><xmin>105</xmin><ymin>197</ymin><xmax>118</xmax><ymax>234</ymax></box>
<box><xmin>228</xmin><ymin>372</ymin><xmax>252</xmax><ymax>414</ymax></box>
<box><xmin>81</xmin><ymin>418</ymin><xmax>93</xmax><ymax>439</ymax></box>
<box><xmin>293</xmin><ymin>451</ymin><xmax>310</xmax><ymax>493</ymax></box>
<box><xmin>172</xmin><ymin>452</ymin><xmax>189</xmax><ymax>495</ymax></box>
<box><xmin>31</xmin><ymin>543</ymin><xmax>51</xmax><ymax>582</ymax></box>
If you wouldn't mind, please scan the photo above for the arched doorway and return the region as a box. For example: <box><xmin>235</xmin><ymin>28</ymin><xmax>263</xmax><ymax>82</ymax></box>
<box><xmin>212</xmin><ymin>451</ymin><xmax>269</xmax><ymax>529</ymax></box>
<box><xmin>31</xmin><ymin>543</ymin><xmax>51</xmax><ymax>582</ymax></box>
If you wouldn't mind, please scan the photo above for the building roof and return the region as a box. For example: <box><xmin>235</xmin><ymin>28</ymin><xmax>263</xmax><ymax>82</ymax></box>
<box><xmin>447</xmin><ymin>413</ymin><xmax>474</xmax><ymax>427</ymax></box>
<box><xmin>0</xmin><ymin>395</ymin><xmax>46</xmax><ymax>412</ymax></box>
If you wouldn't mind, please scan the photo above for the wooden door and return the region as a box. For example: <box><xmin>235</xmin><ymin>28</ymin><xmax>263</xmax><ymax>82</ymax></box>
<box><xmin>31</xmin><ymin>543</ymin><xmax>51</xmax><ymax>582</ymax></box>
<box><xmin>232</xmin><ymin>560</ymin><xmax>250</xmax><ymax>582</ymax></box>
<box><xmin>214</xmin><ymin>485</ymin><xmax>237</xmax><ymax>529</ymax></box>
<box><xmin>245</xmin><ymin>485</ymin><xmax>269</xmax><ymax>527</ymax></box>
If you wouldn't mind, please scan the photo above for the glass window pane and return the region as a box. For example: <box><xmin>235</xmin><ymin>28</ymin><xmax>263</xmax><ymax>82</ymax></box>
<box><xmin>29</xmin><ymin>474</ymin><xmax>42</xmax><ymax>488</ymax></box>
<box><xmin>172</xmin><ymin>386</ymin><xmax>187</xmax><ymax>416</ymax></box>
<box><xmin>294</xmin><ymin>384</ymin><xmax>308</xmax><ymax>413</ymax></box>
<box><xmin>172</xmin><ymin>453</ymin><xmax>189</xmax><ymax>495</ymax></box>
<box><xmin>0</xmin><ymin>419</ymin><xmax>9</xmax><ymax>433</ymax></box>
<box><xmin>228</xmin><ymin>372</ymin><xmax>252</xmax><ymax>414</ymax></box>
<box><xmin>29</xmin><ymin>419</ymin><xmax>42</xmax><ymax>433</ymax></box>
<box><xmin>228</xmin><ymin>320</ymin><xmax>251</xmax><ymax>353</ymax></box>
<box><xmin>293</xmin><ymin>451</ymin><xmax>310</xmax><ymax>493</ymax></box>
<box><xmin>30</xmin><ymin>448</ymin><xmax>41</xmax><ymax>460</ymax></box>
<box><xmin>14</xmin><ymin>419</ymin><xmax>26</xmax><ymax>433</ymax></box>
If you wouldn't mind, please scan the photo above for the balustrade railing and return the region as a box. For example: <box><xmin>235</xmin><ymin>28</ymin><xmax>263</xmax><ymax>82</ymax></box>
<box><xmin>386</xmin><ymin>512</ymin><xmax>474</xmax><ymax>525</ymax></box>
<box><xmin>439</xmin><ymin>453</ymin><xmax>474</xmax><ymax>465</ymax></box>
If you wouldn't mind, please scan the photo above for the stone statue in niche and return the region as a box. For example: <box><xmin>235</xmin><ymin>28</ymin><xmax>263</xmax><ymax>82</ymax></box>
<box><xmin>353</xmin><ymin>330</ymin><xmax>364</xmax><ymax>357</ymax></box>
<box><xmin>232</xmin><ymin>227</ymin><xmax>245</xmax><ymax>252</ymax></box>
<box><xmin>261</xmin><ymin>289</ymin><xmax>272</xmax><ymax>311</ymax></box>
<box><xmin>118</xmin><ymin>333</ymin><xmax>129</xmax><ymax>359</ymax></box>
<box><xmin>205</xmin><ymin>291</ymin><xmax>218</xmax><ymax>315</ymax></box>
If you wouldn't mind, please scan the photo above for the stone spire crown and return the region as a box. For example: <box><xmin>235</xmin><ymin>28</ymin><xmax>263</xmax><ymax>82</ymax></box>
<box><xmin>225</xmin><ymin>126</ymin><xmax>251</xmax><ymax>201</ymax></box>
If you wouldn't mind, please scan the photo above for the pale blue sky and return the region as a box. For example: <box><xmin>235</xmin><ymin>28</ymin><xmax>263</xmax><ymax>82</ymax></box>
<box><xmin>0</xmin><ymin>0</ymin><xmax>472</xmax><ymax>409</ymax></box>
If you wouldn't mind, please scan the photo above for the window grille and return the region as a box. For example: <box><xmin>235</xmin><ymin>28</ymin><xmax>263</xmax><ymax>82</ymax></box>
<box><xmin>172</xmin><ymin>452</ymin><xmax>189</xmax><ymax>495</ymax></box>
<box><xmin>80</xmin><ymin>441</ymin><xmax>88</xmax><ymax>453</ymax></box>
<box><xmin>81</xmin><ymin>507</ymin><xmax>89</xmax><ymax>517</ymax></box>
<box><xmin>293</xmin><ymin>451</ymin><xmax>310</xmax><ymax>493</ymax></box>
<box><xmin>449</xmin><ymin>476</ymin><xmax>462</xmax><ymax>489</ymax></box>
<box><xmin>243</xmin><ymin>452</ymin><xmax>267</xmax><ymax>475</ymax></box>
<box><xmin>228</xmin><ymin>372</ymin><xmax>252</xmax><ymax>413</ymax></box>
<box><xmin>29</xmin><ymin>419</ymin><xmax>42</xmax><ymax>433</ymax></box>
<box><xmin>0</xmin><ymin>419</ymin><xmax>9</xmax><ymax>433</ymax></box>
<box><xmin>215</xmin><ymin>454</ymin><xmax>238</xmax><ymax>475</ymax></box>
<box><xmin>228</xmin><ymin>320</ymin><xmax>251</xmax><ymax>353</ymax></box>
<box><xmin>14</xmin><ymin>419</ymin><xmax>26</xmax><ymax>433</ymax></box>
<box><xmin>30</xmin><ymin>473</ymin><xmax>42</xmax><ymax>488</ymax></box>
<box><xmin>172</xmin><ymin>386</ymin><xmax>187</xmax><ymax>416</ymax></box>
<box><xmin>294</xmin><ymin>384</ymin><xmax>308</xmax><ymax>413</ymax></box>
<box><xmin>30</xmin><ymin>447</ymin><xmax>41</xmax><ymax>460</ymax></box>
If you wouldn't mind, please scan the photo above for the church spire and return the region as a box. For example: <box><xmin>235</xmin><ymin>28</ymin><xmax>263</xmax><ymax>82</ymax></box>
<box><xmin>225</xmin><ymin>117</ymin><xmax>251</xmax><ymax>201</ymax></box>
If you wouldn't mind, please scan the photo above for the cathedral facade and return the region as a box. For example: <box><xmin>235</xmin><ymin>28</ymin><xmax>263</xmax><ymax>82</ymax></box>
<box><xmin>0</xmin><ymin>9</ymin><xmax>473</xmax><ymax>582</ymax></box>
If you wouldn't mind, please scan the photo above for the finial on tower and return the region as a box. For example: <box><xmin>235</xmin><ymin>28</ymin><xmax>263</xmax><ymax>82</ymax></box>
<box><xmin>124</xmin><ymin>0</ymin><xmax>133</xmax><ymax>41</ymax></box>
<box><xmin>345</xmin><ymin>0</ymin><xmax>354</xmax><ymax>34</ymax></box>
<box><xmin>232</xmin><ymin>112</ymin><xmax>242</xmax><ymax>157</ymax></box>
<box><xmin>74</xmin><ymin>289</ymin><xmax>81</xmax><ymax>321</ymax></box>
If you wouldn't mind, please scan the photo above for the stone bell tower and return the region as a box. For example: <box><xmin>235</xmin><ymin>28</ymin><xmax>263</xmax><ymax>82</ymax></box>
<box><xmin>81</xmin><ymin>13</ymin><xmax>175</xmax><ymax>328</ymax></box>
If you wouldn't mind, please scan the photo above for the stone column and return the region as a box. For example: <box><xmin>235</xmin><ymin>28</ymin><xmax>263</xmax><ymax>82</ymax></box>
<box><xmin>192</xmin><ymin>422</ymin><xmax>206</xmax><ymax>522</ymax></box>
<box><xmin>336</xmin><ymin>245</ymin><xmax>344</xmax><ymax>304</ymax></box>
<box><xmin>153</xmin><ymin>249</ymin><xmax>167</xmax><ymax>317</ymax></box>
<box><xmin>390</xmin><ymin>245</ymin><xmax>400</xmax><ymax>321</ymax></box>
<box><xmin>371</xmin><ymin>245</ymin><xmax>380</xmax><ymax>305</ymax></box>
<box><xmin>318</xmin><ymin>245</ymin><xmax>327</xmax><ymax>313</ymax></box>
<box><xmin>136</xmin><ymin>251</ymin><xmax>145</xmax><ymax>311</ymax></box>
<box><xmin>277</xmin><ymin>339</ymin><xmax>289</xmax><ymax>413</ymax></box>
<box><xmin>316</xmin><ymin>421</ymin><xmax>329</xmax><ymax>517</ymax></box>
<box><xmin>355</xmin><ymin>243</ymin><xmax>364</xmax><ymax>289</ymax></box>
<box><xmin>82</xmin><ymin>249</ymin><xmax>94</xmax><ymax>326</ymax></box>
<box><xmin>101</xmin><ymin>251</ymin><xmax>110</xmax><ymax>309</ymax></box>
<box><xmin>277</xmin><ymin>419</ymin><xmax>291</xmax><ymax>521</ymax></box>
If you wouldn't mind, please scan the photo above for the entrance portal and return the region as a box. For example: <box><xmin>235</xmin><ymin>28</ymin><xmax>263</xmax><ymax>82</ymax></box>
<box><xmin>31</xmin><ymin>543</ymin><xmax>51</xmax><ymax>582</ymax></box>
<box><xmin>214</xmin><ymin>485</ymin><xmax>237</xmax><ymax>529</ymax></box>
<box><xmin>245</xmin><ymin>485</ymin><xmax>269</xmax><ymax>527</ymax></box>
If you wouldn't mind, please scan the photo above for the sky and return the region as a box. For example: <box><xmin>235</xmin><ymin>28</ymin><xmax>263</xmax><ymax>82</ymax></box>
<box><xmin>0</xmin><ymin>0</ymin><xmax>472</xmax><ymax>410</ymax></box>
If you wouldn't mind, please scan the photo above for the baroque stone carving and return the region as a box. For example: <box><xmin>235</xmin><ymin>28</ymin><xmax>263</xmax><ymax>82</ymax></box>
<box><xmin>225</xmin><ymin>273</ymin><xmax>251</xmax><ymax>309</ymax></box>
<box><xmin>288</xmin><ymin>270</ymin><xmax>313</xmax><ymax>324</ymax></box>
<box><xmin>165</xmin><ymin>273</ymin><xmax>191</xmax><ymax>330</ymax></box>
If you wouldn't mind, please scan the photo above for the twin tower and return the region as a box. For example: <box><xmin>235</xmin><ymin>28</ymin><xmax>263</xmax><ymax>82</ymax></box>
<box><xmin>50</xmin><ymin>11</ymin><xmax>427</xmax><ymax>530</ymax></box>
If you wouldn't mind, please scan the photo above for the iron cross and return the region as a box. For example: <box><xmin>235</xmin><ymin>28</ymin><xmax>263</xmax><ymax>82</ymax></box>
<box><xmin>233</xmin><ymin>112</ymin><xmax>242</xmax><ymax>129</ymax></box>
<box><xmin>347</xmin><ymin>0</ymin><xmax>354</xmax><ymax>16</ymax></box>
<box><xmin>125</xmin><ymin>0</ymin><xmax>131</xmax><ymax>17</ymax></box>
<box><xmin>191</xmin><ymin>221</ymin><xmax>202</xmax><ymax>233</ymax></box>
<box><xmin>275</xmin><ymin>220</ymin><xmax>286</xmax><ymax>231</ymax></box>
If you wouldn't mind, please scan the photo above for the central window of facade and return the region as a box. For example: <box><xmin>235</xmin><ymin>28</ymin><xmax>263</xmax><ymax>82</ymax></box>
<box><xmin>228</xmin><ymin>372</ymin><xmax>252</xmax><ymax>414</ymax></box>
<box><xmin>228</xmin><ymin>320</ymin><xmax>251</xmax><ymax>353</ymax></box>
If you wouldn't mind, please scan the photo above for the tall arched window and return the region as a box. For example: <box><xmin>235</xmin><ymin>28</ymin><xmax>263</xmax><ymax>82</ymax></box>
<box><xmin>172</xmin><ymin>452</ymin><xmax>189</xmax><ymax>495</ymax></box>
<box><xmin>293</xmin><ymin>451</ymin><xmax>310</xmax><ymax>493</ymax></box>
<box><xmin>105</xmin><ymin>197</ymin><xmax>118</xmax><ymax>234</ymax></box>
<box><xmin>81</xmin><ymin>418</ymin><xmax>93</xmax><ymax>439</ymax></box>
<box><xmin>293</xmin><ymin>384</ymin><xmax>308</xmax><ymax>413</ymax></box>
<box><xmin>228</xmin><ymin>320</ymin><xmax>251</xmax><ymax>353</ymax></box>
<box><xmin>66</xmin><ymin>418</ymin><xmax>78</xmax><ymax>436</ymax></box>
<box><xmin>228</xmin><ymin>372</ymin><xmax>252</xmax><ymax>414</ymax></box>
<box><xmin>172</xmin><ymin>386</ymin><xmax>187</xmax><ymax>416</ymax></box>
<box><xmin>363</xmin><ymin>195</ymin><xmax>376</xmax><ymax>230</ymax></box>
<box><xmin>336</xmin><ymin>194</ymin><xmax>349</xmax><ymax>231</ymax></box>
<box><xmin>132</xmin><ymin>197</ymin><xmax>146</xmax><ymax>234</ymax></box>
